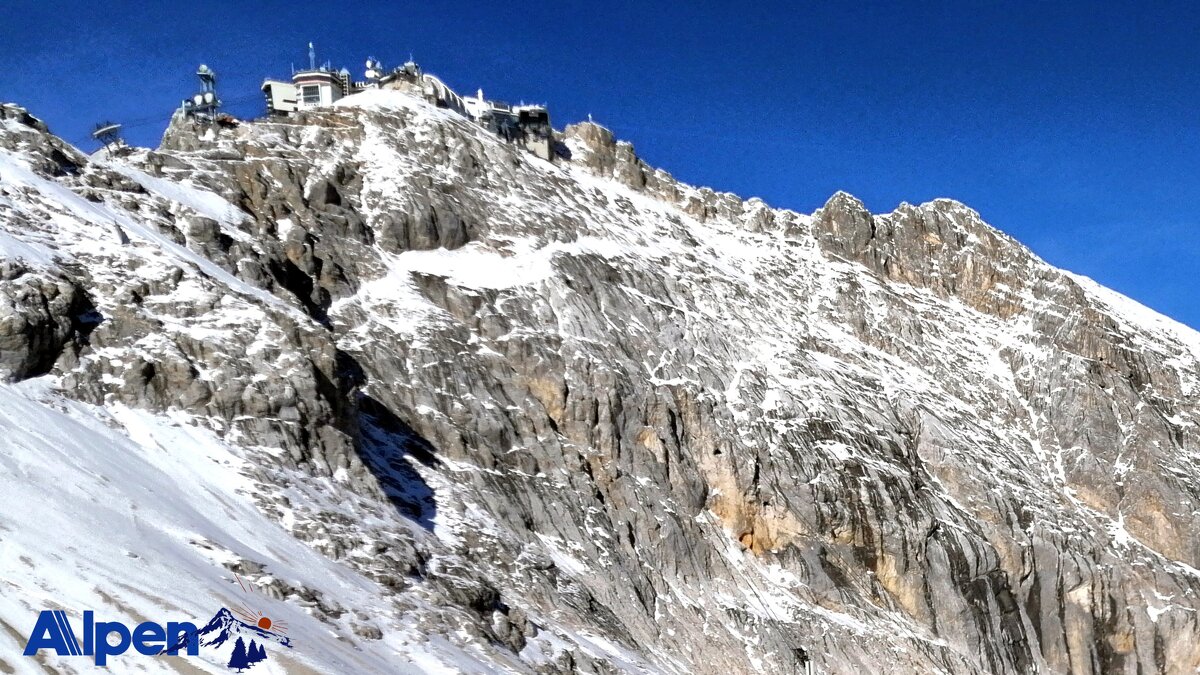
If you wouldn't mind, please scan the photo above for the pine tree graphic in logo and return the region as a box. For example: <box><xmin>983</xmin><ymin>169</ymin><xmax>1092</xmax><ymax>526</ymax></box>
<box><xmin>227</xmin><ymin>636</ymin><xmax>269</xmax><ymax>671</ymax></box>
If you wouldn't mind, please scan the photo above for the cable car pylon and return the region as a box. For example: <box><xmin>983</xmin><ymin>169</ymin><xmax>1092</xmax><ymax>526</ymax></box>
<box><xmin>90</xmin><ymin>120</ymin><xmax>125</xmax><ymax>156</ymax></box>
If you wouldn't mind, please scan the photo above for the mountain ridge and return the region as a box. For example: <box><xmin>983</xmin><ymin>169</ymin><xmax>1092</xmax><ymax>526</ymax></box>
<box><xmin>2</xmin><ymin>90</ymin><xmax>1200</xmax><ymax>673</ymax></box>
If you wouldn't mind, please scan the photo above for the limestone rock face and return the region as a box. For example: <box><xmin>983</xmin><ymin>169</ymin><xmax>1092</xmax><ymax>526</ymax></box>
<box><xmin>3</xmin><ymin>89</ymin><xmax>1200</xmax><ymax>674</ymax></box>
<box><xmin>0</xmin><ymin>264</ymin><xmax>92</xmax><ymax>382</ymax></box>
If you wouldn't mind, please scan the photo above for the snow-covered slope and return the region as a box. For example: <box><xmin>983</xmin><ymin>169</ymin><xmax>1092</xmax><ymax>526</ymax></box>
<box><xmin>2</xmin><ymin>91</ymin><xmax>1200</xmax><ymax>674</ymax></box>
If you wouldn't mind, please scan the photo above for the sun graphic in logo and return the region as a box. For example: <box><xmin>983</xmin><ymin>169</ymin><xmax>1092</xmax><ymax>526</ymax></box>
<box><xmin>231</xmin><ymin>575</ymin><xmax>290</xmax><ymax>637</ymax></box>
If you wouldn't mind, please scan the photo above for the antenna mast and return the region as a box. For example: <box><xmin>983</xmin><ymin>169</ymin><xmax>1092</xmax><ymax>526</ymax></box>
<box><xmin>182</xmin><ymin>64</ymin><xmax>221</xmax><ymax>120</ymax></box>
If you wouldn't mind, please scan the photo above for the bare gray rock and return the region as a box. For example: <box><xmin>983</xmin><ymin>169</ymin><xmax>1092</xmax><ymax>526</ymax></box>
<box><xmin>0</xmin><ymin>266</ymin><xmax>92</xmax><ymax>381</ymax></box>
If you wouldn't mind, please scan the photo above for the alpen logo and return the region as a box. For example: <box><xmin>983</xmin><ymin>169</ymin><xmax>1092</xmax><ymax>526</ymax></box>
<box><xmin>23</xmin><ymin>575</ymin><xmax>293</xmax><ymax>671</ymax></box>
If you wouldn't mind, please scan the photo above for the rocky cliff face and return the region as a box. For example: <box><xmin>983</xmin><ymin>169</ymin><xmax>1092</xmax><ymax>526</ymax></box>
<box><xmin>2</xmin><ymin>89</ymin><xmax>1200</xmax><ymax>674</ymax></box>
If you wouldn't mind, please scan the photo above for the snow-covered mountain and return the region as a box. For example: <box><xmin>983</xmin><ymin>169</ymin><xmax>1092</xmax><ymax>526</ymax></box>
<box><xmin>188</xmin><ymin>608</ymin><xmax>291</xmax><ymax>649</ymax></box>
<box><xmin>1</xmin><ymin>87</ymin><xmax>1199</xmax><ymax>674</ymax></box>
<box><xmin>169</xmin><ymin>607</ymin><xmax>291</xmax><ymax>670</ymax></box>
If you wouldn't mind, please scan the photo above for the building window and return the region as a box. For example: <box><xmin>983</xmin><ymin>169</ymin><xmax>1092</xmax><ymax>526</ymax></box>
<box><xmin>301</xmin><ymin>85</ymin><xmax>321</xmax><ymax>105</ymax></box>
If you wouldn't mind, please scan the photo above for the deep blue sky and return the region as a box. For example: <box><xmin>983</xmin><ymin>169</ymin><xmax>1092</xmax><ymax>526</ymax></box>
<box><xmin>2</xmin><ymin>1</ymin><xmax>1198</xmax><ymax>328</ymax></box>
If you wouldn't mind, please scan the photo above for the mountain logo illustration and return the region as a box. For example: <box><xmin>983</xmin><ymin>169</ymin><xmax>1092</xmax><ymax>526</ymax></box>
<box><xmin>168</xmin><ymin>607</ymin><xmax>292</xmax><ymax>671</ymax></box>
<box><xmin>166</xmin><ymin>576</ymin><xmax>293</xmax><ymax>671</ymax></box>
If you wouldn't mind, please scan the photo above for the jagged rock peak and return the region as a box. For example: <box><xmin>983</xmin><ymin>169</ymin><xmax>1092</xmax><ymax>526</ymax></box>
<box><xmin>0</xmin><ymin>102</ymin><xmax>49</xmax><ymax>133</ymax></box>
<box><xmin>821</xmin><ymin>189</ymin><xmax>869</xmax><ymax>212</ymax></box>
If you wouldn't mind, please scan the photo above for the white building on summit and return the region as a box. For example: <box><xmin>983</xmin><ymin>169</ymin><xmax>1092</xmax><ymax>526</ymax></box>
<box><xmin>261</xmin><ymin>43</ymin><xmax>356</xmax><ymax>115</ymax></box>
<box><xmin>259</xmin><ymin>44</ymin><xmax>555</xmax><ymax>161</ymax></box>
<box><xmin>460</xmin><ymin>88</ymin><xmax>553</xmax><ymax>161</ymax></box>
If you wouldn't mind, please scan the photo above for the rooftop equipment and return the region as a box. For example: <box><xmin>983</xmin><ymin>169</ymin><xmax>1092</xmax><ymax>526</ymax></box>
<box><xmin>182</xmin><ymin>64</ymin><xmax>222</xmax><ymax>119</ymax></box>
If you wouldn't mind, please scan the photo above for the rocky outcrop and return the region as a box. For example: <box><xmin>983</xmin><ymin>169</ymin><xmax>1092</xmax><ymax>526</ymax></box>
<box><xmin>0</xmin><ymin>263</ymin><xmax>93</xmax><ymax>382</ymax></box>
<box><xmin>0</xmin><ymin>103</ymin><xmax>49</xmax><ymax>134</ymax></box>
